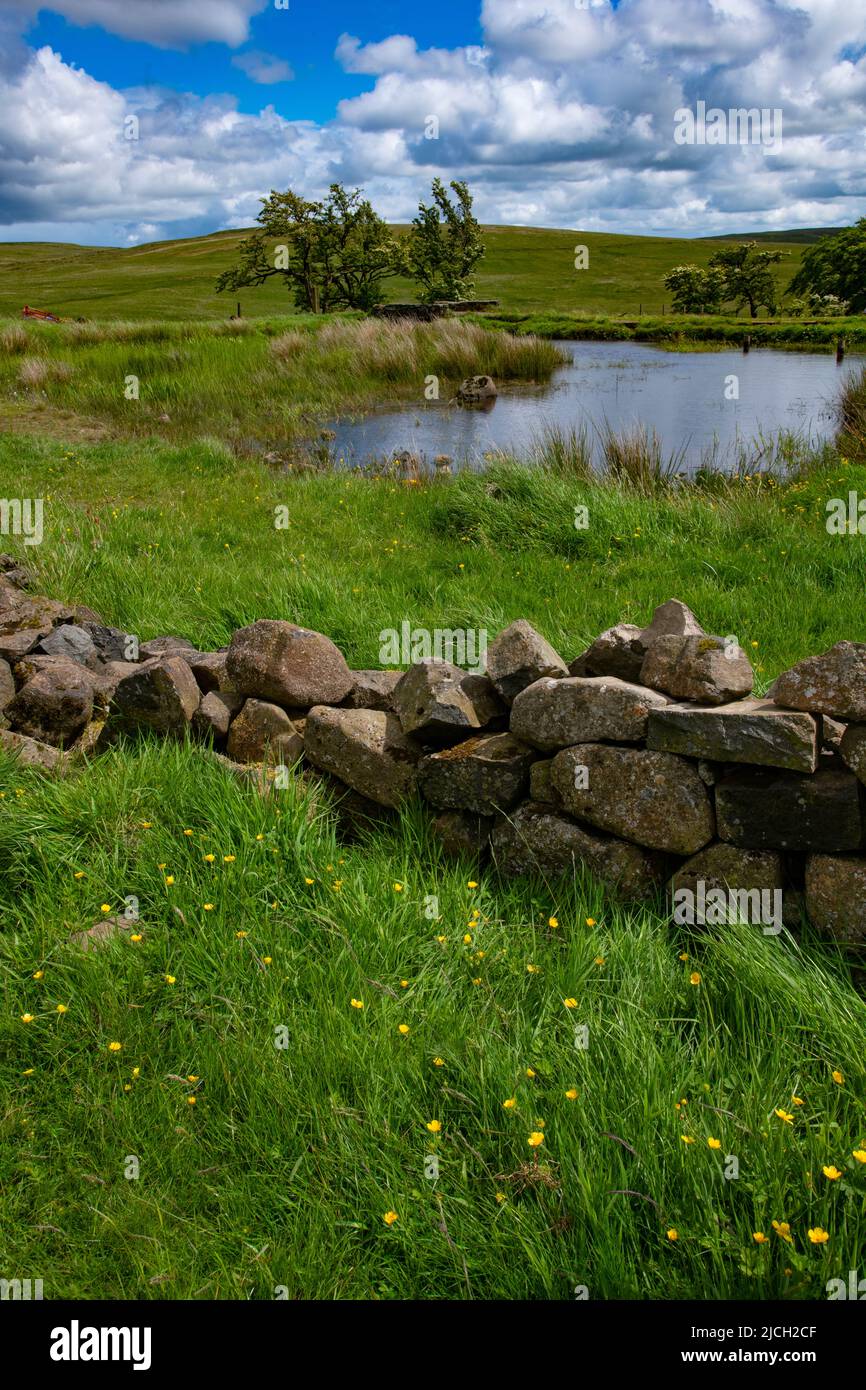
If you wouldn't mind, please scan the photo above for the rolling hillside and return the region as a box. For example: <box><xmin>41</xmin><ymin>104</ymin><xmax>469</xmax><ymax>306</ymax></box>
<box><xmin>0</xmin><ymin>225</ymin><xmax>806</xmax><ymax>322</ymax></box>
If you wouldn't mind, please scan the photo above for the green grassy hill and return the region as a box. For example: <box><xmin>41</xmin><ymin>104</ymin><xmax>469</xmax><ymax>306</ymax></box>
<box><xmin>0</xmin><ymin>225</ymin><xmax>805</xmax><ymax>322</ymax></box>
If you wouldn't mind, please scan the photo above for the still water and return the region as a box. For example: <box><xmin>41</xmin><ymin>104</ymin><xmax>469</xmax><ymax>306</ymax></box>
<box><xmin>325</xmin><ymin>340</ymin><xmax>860</xmax><ymax>473</ymax></box>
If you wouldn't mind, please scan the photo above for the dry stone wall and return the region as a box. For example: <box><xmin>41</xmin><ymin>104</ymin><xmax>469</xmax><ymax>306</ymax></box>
<box><xmin>1</xmin><ymin>553</ymin><xmax>865</xmax><ymax>945</ymax></box>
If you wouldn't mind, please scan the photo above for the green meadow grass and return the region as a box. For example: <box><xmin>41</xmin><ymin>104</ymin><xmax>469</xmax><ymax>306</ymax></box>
<box><xmin>1</xmin><ymin>348</ymin><xmax>865</xmax><ymax>1298</ymax></box>
<box><xmin>0</xmin><ymin>224</ymin><xmax>805</xmax><ymax>322</ymax></box>
<box><xmin>1</xmin><ymin>741</ymin><xmax>865</xmax><ymax>1300</ymax></box>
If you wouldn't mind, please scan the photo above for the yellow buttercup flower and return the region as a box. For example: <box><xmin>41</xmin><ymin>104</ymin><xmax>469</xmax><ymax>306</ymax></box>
<box><xmin>666</xmin><ymin>1228</ymin><xmax>679</xmax><ymax>1241</ymax></box>
<box><xmin>527</xmin><ymin>1132</ymin><xmax>544</xmax><ymax>1148</ymax></box>
<box><xmin>585</xmin><ymin>917</ymin><xmax>596</xmax><ymax>927</ymax></box>
<box><xmin>753</xmin><ymin>1232</ymin><xmax>767</xmax><ymax>1244</ymax></box>
<box><xmin>690</xmin><ymin>971</ymin><xmax>701</xmax><ymax>986</ymax></box>
<box><xmin>350</xmin><ymin>998</ymin><xmax>364</xmax><ymax>1010</ymax></box>
<box><xmin>383</xmin><ymin>1210</ymin><xmax>398</xmax><ymax>1226</ymax></box>
<box><xmin>21</xmin><ymin>1013</ymin><xmax>34</xmax><ymax>1023</ymax></box>
<box><xmin>164</xmin><ymin>975</ymin><xmax>176</xmax><ymax>985</ymax></box>
<box><xmin>130</xmin><ymin>933</ymin><xmax>142</xmax><ymax>942</ymax></box>
<box><xmin>426</xmin><ymin>1120</ymin><xmax>441</xmax><ymax>1133</ymax></box>
<box><xmin>526</xmin><ymin>963</ymin><xmax>539</xmax><ymax>973</ymax></box>
<box><xmin>548</xmin><ymin>917</ymin><xmax>558</xmax><ymax>928</ymax></box>
<box><xmin>822</xmin><ymin>1165</ymin><xmax>842</xmax><ymax>1181</ymax></box>
<box><xmin>565</xmin><ymin>1089</ymin><xmax>578</xmax><ymax>1101</ymax></box>
<box><xmin>526</xmin><ymin>1068</ymin><xmax>536</xmax><ymax>1078</ymax></box>
<box><xmin>771</xmin><ymin>1220</ymin><xmax>792</xmax><ymax>1243</ymax></box>
<box><xmin>108</xmin><ymin>1041</ymin><xmax>122</xmax><ymax>1052</ymax></box>
<box><xmin>563</xmin><ymin>998</ymin><xmax>577</xmax><ymax>1009</ymax></box>
<box><xmin>224</xmin><ymin>855</ymin><xmax>235</xmax><ymax>863</ymax></box>
<box><xmin>852</xmin><ymin>1150</ymin><xmax>866</xmax><ymax>1164</ymax></box>
<box><xmin>55</xmin><ymin>1003</ymin><xmax>68</xmax><ymax>1013</ymax></box>
<box><xmin>203</xmin><ymin>903</ymin><xmax>214</xmax><ymax>911</ymax></box>
<box><xmin>467</xmin><ymin>880</ymin><xmax>478</xmax><ymax>889</ymax></box>
<box><xmin>503</xmin><ymin>1098</ymin><xmax>517</xmax><ymax>1109</ymax></box>
<box><xmin>33</xmin><ymin>970</ymin><xmax>44</xmax><ymax>980</ymax></box>
<box><xmin>433</xmin><ymin>1057</ymin><xmax>444</xmax><ymax>1067</ymax></box>
<box><xmin>808</xmin><ymin>1228</ymin><xmax>830</xmax><ymax>1244</ymax></box>
<box><xmin>100</xmin><ymin>903</ymin><xmax>111</xmax><ymax>914</ymax></box>
<box><xmin>204</xmin><ymin>854</ymin><xmax>216</xmax><ymax>863</ymax></box>
<box><xmin>398</xmin><ymin>1024</ymin><xmax>410</xmax><ymax>1035</ymax></box>
<box><xmin>594</xmin><ymin>956</ymin><xmax>605</xmax><ymax>966</ymax></box>
<box><xmin>164</xmin><ymin>875</ymin><xmax>174</xmax><ymax>886</ymax></box>
<box><xmin>775</xmin><ymin>1109</ymin><xmax>794</xmax><ymax>1125</ymax></box>
<box><xmin>393</xmin><ymin>883</ymin><xmax>403</xmax><ymax>892</ymax></box>
<box><xmin>832</xmin><ymin>1070</ymin><xmax>844</xmax><ymax>1085</ymax></box>
<box><xmin>707</xmin><ymin>1137</ymin><xmax>721</xmax><ymax>1149</ymax></box>
<box><xmin>681</xmin><ymin>1135</ymin><xmax>695</xmax><ymax>1144</ymax></box>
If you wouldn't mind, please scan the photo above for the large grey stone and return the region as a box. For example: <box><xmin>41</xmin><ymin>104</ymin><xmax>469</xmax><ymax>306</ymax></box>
<box><xmin>715</xmin><ymin>767</ymin><xmax>862</xmax><ymax>852</ymax></box>
<box><xmin>193</xmin><ymin>690</ymin><xmax>245</xmax><ymax>745</ymax></box>
<box><xmin>344</xmin><ymin>669</ymin><xmax>403</xmax><ymax>712</ymax></box>
<box><xmin>773</xmin><ymin>642</ymin><xmax>866</xmax><ymax>721</ymax></box>
<box><xmin>107</xmin><ymin>657</ymin><xmax>200</xmax><ymax>738</ymax></box>
<box><xmin>225</xmin><ymin>698</ymin><xmax>303</xmax><ymax>763</ymax></box>
<box><xmin>511</xmin><ymin>675</ymin><xmax>669</xmax><ymax>751</ymax></box>
<box><xmin>0</xmin><ymin>657</ymin><xmax>13</xmax><ymax>712</ymax></box>
<box><xmin>6</xmin><ymin>657</ymin><xmax>95</xmax><ymax>746</ymax></box>
<box><xmin>805</xmin><ymin>854</ymin><xmax>866</xmax><ymax>945</ymax></box>
<box><xmin>0</xmin><ymin>728</ymin><xmax>63</xmax><ymax>771</ymax></box>
<box><xmin>551</xmin><ymin>744</ymin><xmax>715</xmax><ymax>854</ymax></box>
<box><xmin>393</xmin><ymin>659</ymin><xmax>501</xmax><ymax>741</ymax></box>
<box><xmin>491</xmin><ymin>801</ymin><xmax>665</xmax><ymax>899</ymax></box>
<box><xmin>484</xmin><ymin>619</ymin><xmax>568</xmax><ymax>704</ymax></box>
<box><xmin>640</xmin><ymin>634</ymin><xmax>753</xmax><ymax>705</ymax></box>
<box><xmin>430</xmin><ymin>810</ymin><xmax>493</xmax><ymax>860</ymax></box>
<box><xmin>648</xmin><ymin>698</ymin><xmax>818</xmax><ymax>772</ymax></box>
<box><xmin>669</xmin><ymin>842</ymin><xmax>784</xmax><ymax>911</ymax></box>
<box><xmin>36</xmin><ymin>623</ymin><xmax>101</xmax><ymax>671</ymax></box>
<box><xmin>418</xmin><ymin>732</ymin><xmax>535</xmax><ymax>815</ymax></box>
<box><xmin>569</xmin><ymin>624</ymin><xmax>646</xmax><ymax>683</ymax></box>
<box><xmin>227</xmin><ymin>620</ymin><xmax>353</xmax><ymax>707</ymax></box>
<box><xmin>304</xmin><ymin>706</ymin><xmax>421</xmax><ymax>808</ymax></box>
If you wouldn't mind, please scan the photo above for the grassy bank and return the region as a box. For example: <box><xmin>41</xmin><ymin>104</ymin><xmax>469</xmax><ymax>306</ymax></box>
<box><xmin>478</xmin><ymin>311</ymin><xmax>866</xmax><ymax>348</ymax></box>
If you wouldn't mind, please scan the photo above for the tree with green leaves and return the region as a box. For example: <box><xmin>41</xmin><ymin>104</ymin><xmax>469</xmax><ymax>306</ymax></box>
<box><xmin>788</xmin><ymin>220</ymin><xmax>866</xmax><ymax>314</ymax></box>
<box><xmin>402</xmin><ymin>178</ymin><xmax>485</xmax><ymax>303</ymax></box>
<box><xmin>707</xmin><ymin>242</ymin><xmax>784</xmax><ymax>318</ymax></box>
<box><xmin>215</xmin><ymin>184</ymin><xmax>401</xmax><ymax>312</ymax></box>
<box><xmin>663</xmin><ymin>264</ymin><xmax>725</xmax><ymax>313</ymax></box>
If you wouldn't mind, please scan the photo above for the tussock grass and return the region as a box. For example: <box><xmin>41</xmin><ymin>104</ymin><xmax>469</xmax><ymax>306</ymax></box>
<box><xmin>0</xmin><ymin>315</ymin><xmax>564</xmax><ymax>446</ymax></box>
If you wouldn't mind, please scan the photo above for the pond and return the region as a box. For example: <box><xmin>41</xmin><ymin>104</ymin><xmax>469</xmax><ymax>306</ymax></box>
<box><xmin>324</xmin><ymin>340</ymin><xmax>862</xmax><ymax>474</ymax></box>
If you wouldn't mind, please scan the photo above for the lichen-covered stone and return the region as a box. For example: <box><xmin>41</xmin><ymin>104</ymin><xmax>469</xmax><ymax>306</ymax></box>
<box><xmin>805</xmin><ymin>854</ymin><xmax>866</xmax><ymax>944</ymax></box>
<box><xmin>304</xmin><ymin>706</ymin><xmax>421</xmax><ymax>808</ymax></box>
<box><xmin>511</xmin><ymin>675</ymin><xmax>669</xmax><ymax>751</ymax></box>
<box><xmin>107</xmin><ymin>657</ymin><xmax>201</xmax><ymax>738</ymax></box>
<box><xmin>484</xmin><ymin>619</ymin><xmax>568</xmax><ymax>703</ymax></box>
<box><xmin>551</xmin><ymin>744</ymin><xmax>715</xmax><ymax>854</ymax></box>
<box><xmin>640</xmin><ymin>634</ymin><xmax>753</xmax><ymax>705</ymax></box>
<box><xmin>6</xmin><ymin>657</ymin><xmax>95</xmax><ymax>746</ymax></box>
<box><xmin>491</xmin><ymin>801</ymin><xmax>665</xmax><ymax>899</ymax></box>
<box><xmin>344</xmin><ymin>670</ymin><xmax>403</xmax><ymax>712</ymax></box>
<box><xmin>715</xmin><ymin>767</ymin><xmax>861</xmax><ymax>852</ymax></box>
<box><xmin>393</xmin><ymin>659</ymin><xmax>501</xmax><ymax>741</ymax></box>
<box><xmin>773</xmin><ymin>642</ymin><xmax>866</xmax><ymax>721</ymax></box>
<box><xmin>648</xmin><ymin>698</ymin><xmax>818</xmax><ymax>772</ymax></box>
<box><xmin>225</xmin><ymin>698</ymin><xmax>302</xmax><ymax>762</ymax></box>
<box><xmin>227</xmin><ymin>619</ymin><xmax>353</xmax><ymax>707</ymax></box>
<box><xmin>418</xmin><ymin>732</ymin><xmax>535</xmax><ymax>815</ymax></box>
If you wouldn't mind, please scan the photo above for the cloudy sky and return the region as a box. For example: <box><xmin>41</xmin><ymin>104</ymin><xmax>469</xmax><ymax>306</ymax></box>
<box><xmin>0</xmin><ymin>0</ymin><xmax>864</xmax><ymax>246</ymax></box>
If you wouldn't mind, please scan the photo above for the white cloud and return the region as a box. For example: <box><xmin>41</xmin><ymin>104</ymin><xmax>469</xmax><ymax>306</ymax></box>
<box><xmin>15</xmin><ymin>0</ymin><xmax>269</xmax><ymax>49</ymax></box>
<box><xmin>231</xmin><ymin>51</ymin><xmax>294</xmax><ymax>85</ymax></box>
<box><xmin>0</xmin><ymin>0</ymin><xmax>863</xmax><ymax>243</ymax></box>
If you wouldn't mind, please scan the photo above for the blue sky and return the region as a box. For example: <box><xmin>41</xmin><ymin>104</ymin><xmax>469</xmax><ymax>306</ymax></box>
<box><xmin>0</xmin><ymin>0</ymin><xmax>863</xmax><ymax>247</ymax></box>
<box><xmin>23</xmin><ymin>2</ymin><xmax>484</xmax><ymax>125</ymax></box>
